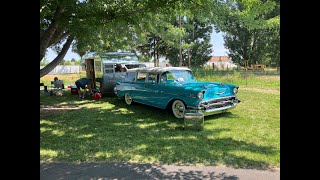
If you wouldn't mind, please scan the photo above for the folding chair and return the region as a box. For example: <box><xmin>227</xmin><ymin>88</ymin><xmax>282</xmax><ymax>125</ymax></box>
<box><xmin>50</xmin><ymin>80</ymin><xmax>64</xmax><ymax>96</ymax></box>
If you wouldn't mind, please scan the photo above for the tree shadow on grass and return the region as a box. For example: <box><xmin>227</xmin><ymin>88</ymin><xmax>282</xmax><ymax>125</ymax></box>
<box><xmin>40</xmin><ymin>96</ymin><xmax>278</xmax><ymax>170</ymax></box>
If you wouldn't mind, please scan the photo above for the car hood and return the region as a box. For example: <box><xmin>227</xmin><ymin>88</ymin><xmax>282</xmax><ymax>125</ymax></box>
<box><xmin>178</xmin><ymin>81</ymin><xmax>235</xmax><ymax>100</ymax></box>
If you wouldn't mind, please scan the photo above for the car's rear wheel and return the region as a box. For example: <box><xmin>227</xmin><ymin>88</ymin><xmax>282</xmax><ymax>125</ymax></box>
<box><xmin>124</xmin><ymin>93</ymin><xmax>133</xmax><ymax>105</ymax></box>
<box><xmin>172</xmin><ymin>100</ymin><xmax>186</xmax><ymax>119</ymax></box>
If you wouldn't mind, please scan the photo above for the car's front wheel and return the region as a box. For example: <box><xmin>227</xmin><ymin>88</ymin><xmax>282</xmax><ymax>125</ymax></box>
<box><xmin>172</xmin><ymin>100</ymin><xmax>186</xmax><ymax>119</ymax></box>
<box><xmin>124</xmin><ymin>93</ymin><xmax>133</xmax><ymax>105</ymax></box>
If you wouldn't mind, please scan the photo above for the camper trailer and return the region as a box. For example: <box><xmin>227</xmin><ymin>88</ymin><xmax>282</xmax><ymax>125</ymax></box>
<box><xmin>81</xmin><ymin>52</ymin><xmax>146</xmax><ymax>94</ymax></box>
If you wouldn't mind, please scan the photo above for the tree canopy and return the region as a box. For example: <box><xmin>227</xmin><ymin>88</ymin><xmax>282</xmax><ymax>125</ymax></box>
<box><xmin>40</xmin><ymin>0</ymin><xmax>280</xmax><ymax>77</ymax></box>
<box><xmin>215</xmin><ymin>0</ymin><xmax>280</xmax><ymax>66</ymax></box>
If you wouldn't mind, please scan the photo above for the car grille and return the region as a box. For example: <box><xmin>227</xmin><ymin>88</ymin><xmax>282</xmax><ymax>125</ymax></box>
<box><xmin>199</xmin><ymin>96</ymin><xmax>237</xmax><ymax>110</ymax></box>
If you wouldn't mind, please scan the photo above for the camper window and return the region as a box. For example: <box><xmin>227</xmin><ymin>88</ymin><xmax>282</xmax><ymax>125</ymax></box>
<box><xmin>136</xmin><ymin>72</ymin><xmax>147</xmax><ymax>83</ymax></box>
<box><xmin>147</xmin><ymin>73</ymin><xmax>158</xmax><ymax>83</ymax></box>
<box><xmin>125</xmin><ymin>72</ymin><xmax>136</xmax><ymax>82</ymax></box>
<box><xmin>115</xmin><ymin>64</ymin><xmax>127</xmax><ymax>72</ymax></box>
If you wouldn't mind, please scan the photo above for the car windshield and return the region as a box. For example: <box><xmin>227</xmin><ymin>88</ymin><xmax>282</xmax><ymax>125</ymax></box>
<box><xmin>165</xmin><ymin>70</ymin><xmax>196</xmax><ymax>83</ymax></box>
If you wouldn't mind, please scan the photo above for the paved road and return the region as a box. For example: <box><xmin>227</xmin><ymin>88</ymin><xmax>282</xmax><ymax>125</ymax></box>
<box><xmin>40</xmin><ymin>162</ymin><xmax>280</xmax><ymax>180</ymax></box>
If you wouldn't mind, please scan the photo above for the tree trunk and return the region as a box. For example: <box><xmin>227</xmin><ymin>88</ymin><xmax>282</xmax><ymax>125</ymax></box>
<box><xmin>156</xmin><ymin>48</ymin><xmax>159</xmax><ymax>67</ymax></box>
<box><xmin>48</xmin><ymin>30</ymin><xmax>69</xmax><ymax>47</ymax></box>
<box><xmin>251</xmin><ymin>31</ymin><xmax>258</xmax><ymax>64</ymax></box>
<box><xmin>153</xmin><ymin>37</ymin><xmax>157</xmax><ymax>67</ymax></box>
<box><xmin>179</xmin><ymin>16</ymin><xmax>183</xmax><ymax>67</ymax></box>
<box><xmin>188</xmin><ymin>48</ymin><xmax>191</xmax><ymax>68</ymax></box>
<box><xmin>40</xmin><ymin>5</ymin><xmax>65</xmax><ymax>61</ymax></box>
<box><xmin>40</xmin><ymin>36</ymin><xmax>74</xmax><ymax>78</ymax></box>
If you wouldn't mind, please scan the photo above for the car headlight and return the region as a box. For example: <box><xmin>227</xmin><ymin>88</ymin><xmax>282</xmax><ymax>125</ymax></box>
<box><xmin>197</xmin><ymin>92</ymin><xmax>204</xmax><ymax>99</ymax></box>
<box><xmin>233</xmin><ymin>87</ymin><xmax>238</xmax><ymax>94</ymax></box>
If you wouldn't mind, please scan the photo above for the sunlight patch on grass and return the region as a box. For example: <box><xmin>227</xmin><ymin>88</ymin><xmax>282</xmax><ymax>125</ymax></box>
<box><xmin>94</xmin><ymin>152</ymin><xmax>112</xmax><ymax>158</ymax></box>
<box><xmin>40</xmin><ymin>120</ymin><xmax>58</xmax><ymax>126</ymax></box>
<box><xmin>111</xmin><ymin>108</ymin><xmax>134</xmax><ymax>114</ymax></box>
<box><xmin>51</xmin><ymin>129</ymin><xmax>65</xmax><ymax>136</ymax></box>
<box><xmin>40</xmin><ymin>149</ymin><xmax>60</xmax><ymax>161</ymax></box>
<box><xmin>40</xmin><ymin>127</ymin><xmax>52</xmax><ymax>133</ymax></box>
<box><xmin>134</xmin><ymin>144</ymin><xmax>148</xmax><ymax>150</ymax></box>
<box><xmin>95</xmin><ymin>103</ymin><xmax>115</xmax><ymax>109</ymax></box>
<box><xmin>112</xmin><ymin>122</ymin><xmax>132</xmax><ymax>126</ymax></box>
<box><xmin>78</xmin><ymin>134</ymin><xmax>95</xmax><ymax>139</ymax></box>
<box><xmin>137</xmin><ymin>123</ymin><xmax>158</xmax><ymax>129</ymax></box>
<box><xmin>161</xmin><ymin>135</ymin><xmax>197</xmax><ymax>140</ymax></box>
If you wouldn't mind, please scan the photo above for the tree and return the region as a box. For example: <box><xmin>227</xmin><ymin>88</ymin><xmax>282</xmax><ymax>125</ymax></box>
<box><xmin>167</xmin><ymin>18</ymin><xmax>213</xmax><ymax>68</ymax></box>
<box><xmin>40</xmin><ymin>56</ymin><xmax>48</xmax><ymax>66</ymax></box>
<box><xmin>59</xmin><ymin>59</ymin><xmax>65</xmax><ymax>65</ymax></box>
<box><xmin>214</xmin><ymin>0</ymin><xmax>280</xmax><ymax>66</ymax></box>
<box><xmin>64</xmin><ymin>61</ymin><xmax>72</xmax><ymax>65</ymax></box>
<box><xmin>40</xmin><ymin>0</ymin><xmax>184</xmax><ymax>77</ymax></box>
<box><xmin>40</xmin><ymin>0</ymin><xmax>280</xmax><ymax>77</ymax></box>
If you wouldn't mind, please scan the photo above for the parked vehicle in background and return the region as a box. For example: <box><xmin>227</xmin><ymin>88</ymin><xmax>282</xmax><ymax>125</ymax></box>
<box><xmin>81</xmin><ymin>52</ymin><xmax>146</xmax><ymax>94</ymax></box>
<box><xmin>115</xmin><ymin>67</ymin><xmax>241</xmax><ymax>119</ymax></box>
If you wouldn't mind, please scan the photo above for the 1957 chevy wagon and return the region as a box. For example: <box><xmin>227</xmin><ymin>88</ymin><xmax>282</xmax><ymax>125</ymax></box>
<box><xmin>115</xmin><ymin>67</ymin><xmax>241</xmax><ymax>119</ymax></box>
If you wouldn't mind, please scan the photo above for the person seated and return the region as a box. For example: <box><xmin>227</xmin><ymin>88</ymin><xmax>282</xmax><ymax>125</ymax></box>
<box><xmin>120</xmin><ymin>64</ymin><xmax>128</xmax><ymax>72</ymax></box>
<box><xmin>50</xmin><ymin>77</ymin><xmax>64</xmax><ymax>96</ymax></box>
<box><xmin>52</xmin><ymin>77</ymin><xmax>64</xmax><ymax>89</ymax></box>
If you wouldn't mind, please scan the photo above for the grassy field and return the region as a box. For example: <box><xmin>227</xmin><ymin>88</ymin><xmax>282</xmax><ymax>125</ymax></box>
<box><xmin>40</xmin><ymin>73</ymin><xmax>280</xmax><ymax>169</ymax></box>
<box><xmin>196</xmin><ymin>72</ymin><xmax>280</xmax><ymax>90</ymax></box>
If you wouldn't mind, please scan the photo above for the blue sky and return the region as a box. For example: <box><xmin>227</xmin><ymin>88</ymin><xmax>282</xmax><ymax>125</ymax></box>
<box><xmin>46</xmin><ymin>31</ymin><xmax>227</xmax><ymax>61</ymax></box>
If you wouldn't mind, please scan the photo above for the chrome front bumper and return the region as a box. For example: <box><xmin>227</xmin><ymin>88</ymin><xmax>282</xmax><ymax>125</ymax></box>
<box><xmin>201</xmin><ymin>103</ymin><xmax>238</xmax><ymax>116</ymax></box>
<box><xmin>185</xmin><ymin>96</ymin><xmax>241</xmax><ymax>117</ymax></box>
<box><xmin>183</xmin><ymin>96</ymin><xmax>240</xmax><ymax>130</ymax></box>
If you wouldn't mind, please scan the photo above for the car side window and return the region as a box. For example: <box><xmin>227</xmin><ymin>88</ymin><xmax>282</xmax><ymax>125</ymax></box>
<box><xmin>147</xmin><ymin>73</ymin><xmax>158</xmax><ymax>83</ymax></box>
<box><xmin>136</xmin><ymin>72</ymin><xmax>147</xmax><ymax>83</ymax></box>
<box><xmin>166</xmin><ymin>72</ymin><xmax>176</xmax><ymax>80</ymax></box>
<box><xmin>125</xmin><ymin>72</ymin><xmax>136</xmax><ymax>82</ymax></box>
<box><xmin>160</xmin><ymin>72</ymin><xmax>167</xmax><ymax>83</ymax></box>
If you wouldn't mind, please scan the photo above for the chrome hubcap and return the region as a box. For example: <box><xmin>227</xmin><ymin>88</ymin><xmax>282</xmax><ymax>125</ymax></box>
<box><xmin>172</xmin><ymin>100</ymin><xmax>185</xmax><ymax>118</ymax></box>
<box><xmin>125</xmin><ymin>93</ymin><xmax>132</xmax><ymax>105</ymax></box>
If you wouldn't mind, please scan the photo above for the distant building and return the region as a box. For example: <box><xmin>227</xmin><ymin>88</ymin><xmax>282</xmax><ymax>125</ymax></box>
<box><xmin>206</xmin><ymin>56</ymin><xmax>238</xmax><ymax>69</ymax></box>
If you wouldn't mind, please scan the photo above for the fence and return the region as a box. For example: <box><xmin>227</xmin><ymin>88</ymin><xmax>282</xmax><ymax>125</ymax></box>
<box><xmin>192</xmin><ymin>68</ymin><xmax>280</xmax><ymax>77</ymax></box>
<box><xmin>40</xmin><ymin>65</ymin><xmax>81</xmax><ymax>74</ymax></box>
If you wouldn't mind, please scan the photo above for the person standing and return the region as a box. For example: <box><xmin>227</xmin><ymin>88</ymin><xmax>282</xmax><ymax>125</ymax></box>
<box><xmin>75</xmin><ymin>78</ymin><xmax>92</xmax><ymax>100</ymax></box>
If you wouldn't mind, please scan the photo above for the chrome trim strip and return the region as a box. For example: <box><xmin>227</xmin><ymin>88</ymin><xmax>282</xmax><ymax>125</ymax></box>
<box><xmin>200</xmin><ymin>96</ymin><xmax>236</xmax><ymax>104</ymax></box>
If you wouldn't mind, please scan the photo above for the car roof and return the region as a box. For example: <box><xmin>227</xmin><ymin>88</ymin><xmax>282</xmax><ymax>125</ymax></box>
<box><xmin>126</xmin><ymin>67</ymin><xmax>191</xmax><ymax>73</ymax></box>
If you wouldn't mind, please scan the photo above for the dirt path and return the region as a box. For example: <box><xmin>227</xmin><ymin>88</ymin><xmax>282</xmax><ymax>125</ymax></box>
<box><xmin>40</xmin><ymin>104</ymin><xmax>80</xmax><ymax>114</ymax></box>
<box><xmin>40</xmin><ymin>162</ymin><xmax>279</xmax><ymax>180</ymax></box>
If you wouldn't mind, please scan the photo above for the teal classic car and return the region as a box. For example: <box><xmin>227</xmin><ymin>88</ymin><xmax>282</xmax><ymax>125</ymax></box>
<box><xmin>115</xmin><ymin>67</ymin><xmax>241</xmax><ymax>119</ymax></box>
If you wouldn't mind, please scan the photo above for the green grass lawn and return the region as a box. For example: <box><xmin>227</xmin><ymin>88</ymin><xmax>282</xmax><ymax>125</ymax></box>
<box><xmin>40</xmin><ymin>83</ymin><xmax>280</xmax><ymax>169</ymax></box>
